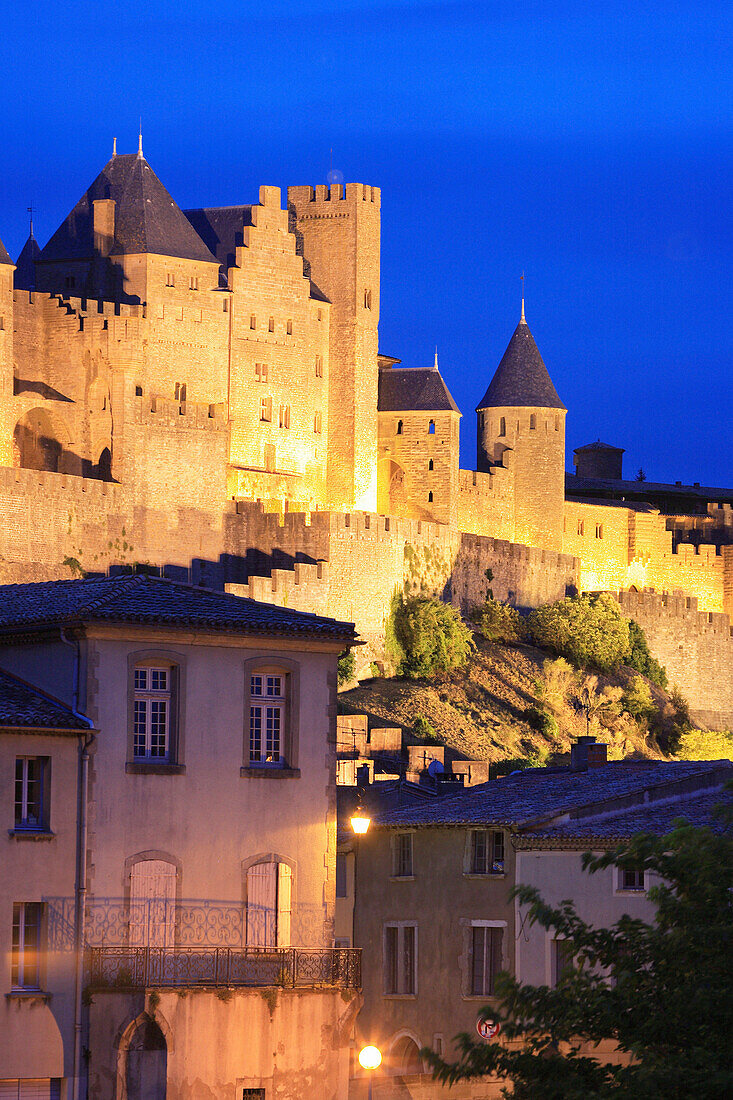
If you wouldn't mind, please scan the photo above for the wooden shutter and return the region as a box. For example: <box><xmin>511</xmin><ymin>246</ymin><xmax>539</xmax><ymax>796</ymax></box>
<box><xmin>489</xmin><ymin>926</ymin><xmax>503</xmax><ymax>994</ymax></box>
<box><xmin>277</xmin><ymin>863</ymin><xmax>292</xmax><ymax>947</ymax></box>
<box><xmin>247</xmin><ymin>862</ymin><xmax>277</xmax><ymax>947</ymax></box>
<box><xmin>129</xmin><ymin>860</ymin><xmax>176</xmax><ymax>948</ymax></box>
<box><xmin>0</xmin><ymin>1083</ymin><xmax>61</xmax><ymax>1100</ymax></box>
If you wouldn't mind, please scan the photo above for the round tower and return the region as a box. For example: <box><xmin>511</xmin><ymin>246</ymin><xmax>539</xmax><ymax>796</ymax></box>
<box><xmin>0</xmin><ymin>234</ymin><xmax>14</xmax><ymax>466</ymax></box>
<box><xmin>476</xmin><ymin>308</ymin><xmax>566</xmax><ymax>551</ymax></box>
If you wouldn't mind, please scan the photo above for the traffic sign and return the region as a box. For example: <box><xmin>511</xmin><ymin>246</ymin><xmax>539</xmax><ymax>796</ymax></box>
<box><xmin>476</xmin><ymin>1017</ymin><xmax>501</xmax><ymax>1040</ymax></box>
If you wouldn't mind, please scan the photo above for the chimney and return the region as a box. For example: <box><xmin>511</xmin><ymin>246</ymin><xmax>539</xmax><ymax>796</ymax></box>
<box><xmin>570</xmin><ymin>736</ymin><xmax>607</xmax><ymax>772</ymax></box>
<box><xmin>93</xmin><ymin>199</ymin><xmax>116</xmax><ymax>257</ymax></box>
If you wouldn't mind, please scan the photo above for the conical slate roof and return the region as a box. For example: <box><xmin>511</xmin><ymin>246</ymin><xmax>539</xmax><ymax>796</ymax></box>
<box><xmin>14</xmin><ymin>232</ymin><xmax>40</xmax><ymax>289</ymax></box>
<box><xmin>477</xmin><ymin>317</ymin><xmax>565</xmax><ymax>411</ymax></box>
<box><xmin>39</xmin><ymin>154</ymin><xmax>216</xmax><ymax>265</ymax></box>
<box><xmin>0</xmin><ymin>234</ymin><xmax>13</xmax><ymax>266</ymax></box>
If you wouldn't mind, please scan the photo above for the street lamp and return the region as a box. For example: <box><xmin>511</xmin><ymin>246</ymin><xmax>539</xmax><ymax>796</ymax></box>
<box><xmin>350</xmin><ymin>812</ymin><xmax>371</xmax><ymax>834</ymax></box>
<box><xmin>358</xmin><ymin>1045</ymin><xmax>382</xmax><ymax>1099</ymax></box>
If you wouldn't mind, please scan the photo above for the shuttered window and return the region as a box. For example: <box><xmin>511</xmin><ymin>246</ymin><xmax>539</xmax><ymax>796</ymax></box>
<box><xmin>129</xmin><ymin>859</ymin><xmax>177</xmax><ymax>948</ymax></box>
<box><xmin>246</xmin><ymin>861</ymin><xmax>292</xmax><ymax>948</ymax></box>
<box><xmin>0</xmin><ymin>1081</ymin><xmax>61</xmax><ymax>1100</ymax></box>
<box><xmin>471</xmin><ymin>925</ymin><xmax>503</xmax><ymax>996</ymax></box>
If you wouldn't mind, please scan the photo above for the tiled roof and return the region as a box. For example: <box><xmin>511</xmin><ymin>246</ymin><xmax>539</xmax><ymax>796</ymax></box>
<box><xmin>378</xmin><ymin>367</ymin><xmax>460</xmax><ymax>414</ymax></box>
<box><xmin>14</xmin><ymin>232</ymin><xmax>40</xmax><ymax>290</ymax></box>
<box><xmin>566</xmin><ymin>473</ymin><xmax>733</xmax><ymax>504</ymax></box>
<box><xmin>477</xmin><ymin>318</ymin><xmax>565</xmax><ymax>411</ymax></box>
<box><xmin>374</xmin><ymin>760</ymin><xmax>732</xmax><ymax>828</ymax></box>
<box><xmin>39</xmin><ymin>154</ymin><xmax>217</xmax><ymax>265</ymax></box>
<box><xmin>521</xmin><ymin>789</ymin><xmax>733</xmax><ymax>842</ymax></box>
<box><xmin>0</xmin><ymin>668</ymin><xmax>90</xmax><ymax>730</ymax></box>
<box><xmin>184</xmin><ymin>205</ymin><xmax>253</xmax><ymax>275</ymax></box>
<box><xmin>0</xmin><ymin>234</ymin><xmax>13</xmax><ymax>266</ymax></box>
<box><xmin>0</xmin><ymin>575</ymin><xmax>357</xmax><ymax>642</ymax></box>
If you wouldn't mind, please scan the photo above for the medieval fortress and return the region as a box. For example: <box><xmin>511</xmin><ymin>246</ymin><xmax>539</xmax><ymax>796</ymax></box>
<box><xmin>1</xmin><ymin>145</ymin><xmax>732</xmax><ymax>726</ymax></box>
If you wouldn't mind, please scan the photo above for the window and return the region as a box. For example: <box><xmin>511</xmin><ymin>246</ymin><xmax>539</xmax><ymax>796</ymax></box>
<box><xmin>469</xmin><ymin>829</ymin><xmax>505</xmax><ymax>875</ymax></box>
<box><xmin>499</xmin><ymin>416</ymin><xmax>506</xmax><ymax>437</ymax></box>
<box><xmin>279</xmin><ymin>404</ymin><xmax>290</xmax><ymax>429</ymax></box>
<box><xmin>555</xmin><ymin>414</ymin><xmax>560</xmax><ymax>431</ymax></box>
<box><xmin>552</xmin><ymin>938</ymin><xmax>574</xmax><ymax>986</ymax></box>
<box><xmin>249</xmin><ymin>674</ymin><xmax>286</xmax><ymax>765</ymax></box>
<box><xmin>250</xmin><ymin>314</ymin><xmax>256</xmax><ymax>329</ymax></box>
<box><xmin>242</xmin><ymin>1091</ymin><xmax>266</xmax><ymax>1100</ymax></box>
<box><xmin>595</xmin><ymin>523</ymin><xmax>604</xmax><ymax>539</ymax></box>
<box><xmin>428</xmin><ymin>420</ymin><xmax>435</xmax><ymax>434</ymax></box>
<box><xmin>315</xmin><ymin>355</ymin><xmax>323</xmax><ymax>377</ymax></box>
<box><xmin>64</xmin><ymin>276</ymin><xmax>76</xmax><ymax>290</ymax></box>
<box><xmin>268</xmin><ymin>316</ymin><xmax>275</xmax><ymax>332</ymax></box>
<box><xmin>14</xmin><ymin>758</ymin><xmax>49</xmax><ymax>831</ymax></box>
<box><xmin>133</xmin><ymin>667</ymin><xmax>172</xmax><ymax>762</ymax></box>
<box><xmin>313</xmin><ymin>411</ymin><xmax>322</xmax><ymax>434</ymax></box>
<box><xmin>391</xmin><ymin>832</ymin><xmax>413</xmax><ymax>877</ymax></box>
<box><xmin>471</xmin><ymin>924</ymin><xmax>503</xmax><ymax>996</ymax></box>
<box><xmin>11</xmin><ymin>902</ymin><xmax>43</xmax><ymax>990</ymax></box>
<box><xmin>336</xmin><ymin>853</ymin><xmax>347</xmax><ymax>898</ymax></box>
<box><xmin>286</xmin><ymin>319</ymin><xmax>293</xmax><ymax>335</ymax></box>
<box><xmin>255</xmin><ymin>362</ymin><xmax>268</xmax><ymax>383</ymax></box>
<box><xmin>246</xmin><ymin>860</ymin><xmax>292</xmax><ymax>947</ymax></box>
<box><xmin>529</xmin><ymin>413</ymin><xmax>537</xmax><ymax>430</ymax></box>
<box><xmin>129</xmin><ymin>859</ymin><xmax>176</xmax><ymax>947</ymax></box>
<box><xmin>577</xmin><ymin>520</ymin><xmax>585</xmax><ymax>536</ymax></box>
<box><xmin>260</xmin><ymin>396</ymin><xmax>272</xmax><ymax>423</ymax></box>
<box><xmin>396</xmin><ymin>420</ymin><xmax>403</xmax><ymax>435</ymax></box>
<box><xmin>364</xmin><ymin>289</ymin><xmax>372</xmax><ymax>309</ymax></box>
<box><xmin>166</xmin><ymin>273</ymin><xmax>175</xmax><ymax>287</ymax></box>
<box><xmin>384</xmin><ymin>923</ymin><xmax>416</xmax><ymax>994</ymax></box>
<box><xmin>135</xmin><ymin>385</ymin><xmax>143</xmax><ymax>397</ymax></box>
<box><xmin>428</xmin><ymin>459</ymin><xmax>434</xmax><ymax>471</ymax></box>
<box><xmin>427</xmin><ymin>492</ymin><xmax>433</xmax><ymax>503</ymax></box>
<box><xmin>619</xmin><ymin>867</ymin><xmax>645</xmax><ymax>892</ymax></box>
<box><xmin>189</xmin><ymin>276</ymin><xmax>198</xmax><ymax>291</ymax></box>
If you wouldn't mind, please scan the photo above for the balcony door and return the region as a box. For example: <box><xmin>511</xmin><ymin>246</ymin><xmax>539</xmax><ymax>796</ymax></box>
<box><xmin>246</xmin><ymin>861</ymin><xmax>292</xmax><ymax>948</ymax></box>
<box><xmin>129</xmin><ymin>860</ymin><xmax>176</xmax><ymax>948</ymax></box>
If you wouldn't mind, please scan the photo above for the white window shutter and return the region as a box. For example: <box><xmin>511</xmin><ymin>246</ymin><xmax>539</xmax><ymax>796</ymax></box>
<box><xmin>129</xmin><ymin>860</ymin><xmax>177</xmax><ymax>947</ymax></box>
<box><xmin>247</xmin><ymin>862</ymin><xmax>278</xmax><ymax>948</ymax></box>
<box><xmin>277</xmin><ymin>863</ymin><xmax>293</xmax><ymax>947</ymax></box>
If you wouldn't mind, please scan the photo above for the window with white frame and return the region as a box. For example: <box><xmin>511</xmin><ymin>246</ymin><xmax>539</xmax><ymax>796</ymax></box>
<box><xmin>14</xmin><ymin>757</ymin><xmax>49</xmax><ymax>831</ymax></box>
<box><xmin>470</xmin><ymin>923</ymin><xmax>504</xmax><ymax>996</ymax></box>
<box><xmin>384</xmin><ymin>923</ymin><xmax>416</xmax><ymax>994</ymax></box>
<box><xmin>133</xmin><ymin>666</ymin><xmax>172</xmax><ymax>762</ymax></box>
<box><xmin>619</xmin><ymin>866</ymin><xmax>645</xmax><ymax>892</ymax></box>
<box><xmin>391</xmin><ymin>832</ymin><xmax>413</xmax><ymax>877</ymax></box>
<box><xmin>249</xmin><ymin>673</ymin><xmax>286</xmax><ymax>765</ymax></box>
<box><xmin>469</xmin><ymin>829</ymin><xmax>505</xmax><ymax>875</ymax></box>
<box><xmin>246</xmin><ymin>860</ymin><xmax>292</xmax><ymax>947</ymax></box>
<box><xmin>11</xmin><ymin>902</ymin><xmax>43</xmax><ymax>990</ymax></box>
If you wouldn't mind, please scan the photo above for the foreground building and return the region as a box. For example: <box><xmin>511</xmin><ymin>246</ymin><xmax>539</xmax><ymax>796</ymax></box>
<box><xmin>351</xmin><ymin>742</ymin><xmax>732</xmax><ymax>1097</ymax></box>
<box><xmin>0</xmin><ymin>575</ymin><xmax>360</xmax><ymax>1100</ymax></box>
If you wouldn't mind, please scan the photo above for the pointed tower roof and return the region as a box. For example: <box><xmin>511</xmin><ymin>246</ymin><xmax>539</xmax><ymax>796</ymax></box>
<box><xmin>38</xmin><ymin>153</ymin><xmax>216</xmax><ymax>265</ymax></box>
<box><xmin>0</xmin><ymin>234</ymin><xmax>13</xmax><ymax>266</ymax></box>
<box><xmin>476</xmin><ymin>316</ymin><xmax>565</xmax><ymax>411</ymax></box>
<box><xmin>14</xmin><ymin>232</ymin><xmax>41</xmax><ymax>290</ymax></box>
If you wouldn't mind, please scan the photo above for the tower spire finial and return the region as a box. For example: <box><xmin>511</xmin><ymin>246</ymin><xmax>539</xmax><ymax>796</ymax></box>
<box><xmin>27</xmin><ymin>205</ymin><xmax>34</xmax><ymax>239</ymax></box>
<box><xmin>434</xmin><ymin>345</ymin><xmax>438</xmax><ymax>370</ymax></box>
<box><xmin>520</xmin><ymin>270</ymin><xmax>525</xmax><ymax>322</ymax></box>
<box><xmin>112</xmin><ymin>136</ymin><xmax>117</xmax><ymax>158</ymax></box>
<box><xmin>138</xmin><ymin>119</ymin><xmax>143</xmax><ymax>158</ymax></box>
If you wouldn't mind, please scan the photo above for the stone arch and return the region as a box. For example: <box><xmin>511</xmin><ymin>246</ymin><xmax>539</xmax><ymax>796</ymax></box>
<box><xmin>13</xmin><ymin>407</ymin><xmax>75</xmax><ymax>473</ymax></box>
<box><xmin>377</xmin><ymin>458</ymin><xmax>407</xmax><ymax>516</ymax></box>
<box><xmin>387</xmin><ymin>1029</ymin><xmax>424</xmax><ymax>1076</ymax></box>
<box><xmin>116</xmin><ymin>1012</ymin><xmax>171</xmax><ymax>1100</ymax></box>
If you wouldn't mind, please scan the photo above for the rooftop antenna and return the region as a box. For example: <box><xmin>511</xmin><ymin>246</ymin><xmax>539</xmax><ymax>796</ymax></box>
<box><xmin>27</xmin><ymin>205</ymin><xmax>34</xmax><ymax>238</ymax></box>
<box><xmin>520</xmin><ymin>270</ymin><xmax>526</xmax><ymax>322</ymax></box>
<box><xmin>434</xmin><ymin>345</ymin><xmax>438</xmax><ymax>370</ymax></box>
<box><xmin>112</xmin><ymin>136</ymin><xmax>117</xmax><ymax>158</ymax></box>
<box><xmin>138</xmin><ymin>118</ymin><xmax>143</xmax><ymax>158</ymax></box>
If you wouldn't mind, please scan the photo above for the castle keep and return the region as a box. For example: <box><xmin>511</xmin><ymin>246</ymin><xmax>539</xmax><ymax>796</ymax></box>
<box><xmin>1</xmin><ymin>145</ymin><xmax>732</xmax><ymax>726</ymax></box>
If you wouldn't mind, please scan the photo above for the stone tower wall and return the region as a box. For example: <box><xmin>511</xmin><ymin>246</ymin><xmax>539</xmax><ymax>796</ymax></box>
<box><xmin>377</xmin><ymin>408</ymin><xmax>460</xmax><ymax>525</ymax></box>
<box><xmin>288</xmin><ymin>184</ymin><xmax>380</xmax><ymax>511</ymax></box>
<box><xmin>0</xmin><ymin>264</ymin><xmax>14</xmax><ymax>466</ymax></box>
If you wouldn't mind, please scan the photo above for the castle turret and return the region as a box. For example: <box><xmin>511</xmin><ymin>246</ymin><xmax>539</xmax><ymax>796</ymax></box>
<box><xmin>0</xmin><ymin>235</ymin><xmax>14</xmax><ymax>465</ymax></box>
<box><xmin>287</xmin><ymin>183</ymin><xmax>380</xmax><ymax>511</ymax></box>
<box><xmin>476</xmin><ymin>309</ymin><xmax>566</xmax><ymax>550</ymax></box>
<box><xmin>14</xmin><ymin>230</ymin><xmax>40</xmax><ymax>291</ymax></box>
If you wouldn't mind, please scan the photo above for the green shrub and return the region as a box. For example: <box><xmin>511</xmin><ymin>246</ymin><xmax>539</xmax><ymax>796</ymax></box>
<box><xmin>527</xmin><ymin>592</ymin><xmax>630</xmax><ymax>672</ymax></box>
<box><xmin>471</xmin><ymin>598</ymin><xmax>523</xmax><ymax>643</ymax></box>
<box><xmin>337</xmin><ymin>650</ymin><xmax>356</xmax><ymax>687</ymax></box>
<box><xmin>626</xmin><ymin>620</ymin><xmax>668</xmax><ymax>687</ymax></box>
<box><xmin>674</xmin><ymin>728</ymin><xmax>733</xmax><ymax>761</ymax></box>
<box><xmin>412</xmin><ymin>715</ymin><xmax>439</xmax><ymax>742</ymax></box>
<box><xmin>535</xmin><ymin>657</ymin><xmax>578</xmax><ymax>714</ymax></box>
<box><xmin>523</xmin><ymin>706</ymin><xmax>559</xmax><ymax>740</ymax></box>
<box><xmin>621</xmin><ymin>674</ymin><xmax>656</xmax><ymax>721</ymax></box>
<box><xmin>391</xmin><ymin>595</ymin><xmax>473</xmax><ymax>679</ymax></box>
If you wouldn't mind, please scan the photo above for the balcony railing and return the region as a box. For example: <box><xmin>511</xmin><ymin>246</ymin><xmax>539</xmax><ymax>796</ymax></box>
<box><xmin>87</xmin><ymin>946</ymin><xmax>362</xmax><ymax>990</ymax></box>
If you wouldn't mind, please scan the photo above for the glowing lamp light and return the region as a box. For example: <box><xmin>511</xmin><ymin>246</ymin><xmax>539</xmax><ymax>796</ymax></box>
<box><xmin>358</xmin><ymin>1045</ymin><xmax>382</xmax><ymax>1070</ymax></box>
<box><xmin>350</xmin><ymin>814</ymin><xmax>371</xmax><ymax>835</ymax></box>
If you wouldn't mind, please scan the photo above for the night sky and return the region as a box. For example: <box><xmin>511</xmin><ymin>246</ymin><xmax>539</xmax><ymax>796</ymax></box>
<box><xmin>3</xmin><ymin>1</ymin><xmax>732</xmax><ymax>486</ymax></box>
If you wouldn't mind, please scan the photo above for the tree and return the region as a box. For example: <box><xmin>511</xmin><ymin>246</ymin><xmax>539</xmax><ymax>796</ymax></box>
<box><xmin>337</xmin><ymin>649</ymin><xmax>356</xmax><ymax>687</ymax></box>
<box><xmin>391</xmin><ymin>595</ymin><xmax>473</xmax><ymax>679</ymax></box>
<box><xmin>423</xmin><ymin>815</ymin><xmax>733</xmax><ymax>1099</ymax></box>
<box><xmin>527</xmin><ymin>593</ymin><xmax>630</xmax><ymax>672</ymax></box>
<box><xmin>626</xmin><ymin>620</ymin><xmax>668</xmax><ymax>688</ymax></box>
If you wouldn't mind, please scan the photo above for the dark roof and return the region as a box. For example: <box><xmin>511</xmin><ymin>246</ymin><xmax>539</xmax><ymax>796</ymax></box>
<box><xmin>14</xmin><ymin>233</ymin><xmax>41</xmax><ymax>290</ymax></box>
<box><xmin>39</xmin><ymin>154</ymin><xmax>217</xmax><ymax>265</ymax></box>
<box><xmin>184</xmin><ymin>205</ymin><xmax>253</xmax><ymax>272</ymax></box>
<box><xmin>374</xmin><ymin>760</ymin><xmax>732</xmax><ymax>828</ymax></box>
<box><xmin>0</xmin><ymin>575</ymin><xmax>357</xmax><ymax>642</ymax></box>
<box><xmin>0</xmin><ymin>668</ymin><xmax>90</xmax><ymax>730</ymax></box>
<box><xmin>566</xmin><ymin>474</ymin><xmax>733</xmax><ymax>508</ymax></box>
<box><xmin>378</xmin><ymin>367</ymin><xmax>460</xmax><ymax>414</ymax></box>
<box><xmin>574</xmin><ymin>441</ymin><xmax>625</xmax><ymax>455</ymax></box>
<box><xmin>0</xmin><ymin>234</ymin><xmax>13</xmax><ymax>266</ymax></box>
<box><xmin>477</xmin><ymin>318</ymin><xmax>565</xmax><ymax>411</ymax></box>
<box><xmin>521</xmin><ymin>789</ymin><xmax>733</xmax><ymax>842</ymax></box>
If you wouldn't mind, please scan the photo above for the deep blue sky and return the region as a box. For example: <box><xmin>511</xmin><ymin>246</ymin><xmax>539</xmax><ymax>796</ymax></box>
<box><xmin>3</xmin><ymin>0</ymin><xmax>732</xmax><ymax>486</ymax></box>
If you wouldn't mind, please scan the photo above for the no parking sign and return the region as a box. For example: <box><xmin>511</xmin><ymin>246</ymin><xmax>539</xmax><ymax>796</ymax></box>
<box><xmin>476</xmin><ymin>1016</ymin><xmax>501</xmax><ymax>1040</ymax></box>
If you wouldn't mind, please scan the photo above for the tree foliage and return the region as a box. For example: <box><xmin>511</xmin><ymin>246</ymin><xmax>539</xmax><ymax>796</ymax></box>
<box><xmin>337</xmin><ymin>649</ymin><xmax>356</xmax><ymax>687</ymax></box>
<box><xmin>391</xmin><ymin>595</ymin><xmax>473</xmax><ymax>679</ymax></box>
<box><xmin>626</xmin><ymin>620</ymin><xmax>668</xmax><ymax>688</ymax></box>
<box><xmin>527</xmin><ymin>593</ymin><xmax>630</xmax><ymax>672</ymax></box>
<box><xmin>471</xmin><ymin>598</ymin><xmax>524</xmax><ymax>643</ymax></box>
<box><xmin>423</xmin><ymin>816</ymin><xmax>733</xmax><ymax>1099</ymax></box>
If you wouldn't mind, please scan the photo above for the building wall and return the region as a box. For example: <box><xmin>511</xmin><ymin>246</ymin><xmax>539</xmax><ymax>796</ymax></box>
<box><xmin>377</xmin><ymin>410</ymin><xmax>459</xmax><ymax>526</ymax></box>
<box><xmin>0</xmin><ymin>264</ymin><xmax>14</xmax><ymax>466</ymax></box>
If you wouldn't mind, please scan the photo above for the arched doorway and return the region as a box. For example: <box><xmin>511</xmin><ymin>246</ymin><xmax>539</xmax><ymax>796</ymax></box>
<box><xmin>390</xmin><ymin>1034</ymin><xmax>423</xmax><ymax>1075</ymax></box>
<box><xmin>13</xmin><ymin>408</ymin><xmax>73</xmax><ymax>473</ymax></box>
<box><xmin>126</xmin><ymin>1016</ymin><xmax>167</xmax><ymax>1100</ymax></box>
<box><xmin>377</xmin><ymin>458</ymin><xmax>407</xmax><ymax>516</ymax></box>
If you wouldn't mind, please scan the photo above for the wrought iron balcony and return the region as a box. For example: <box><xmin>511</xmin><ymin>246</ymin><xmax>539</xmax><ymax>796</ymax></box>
<box><xmin>87</xmin><ymin>945</ymin><xmax>362</xmax><ymax>991</ymax></box>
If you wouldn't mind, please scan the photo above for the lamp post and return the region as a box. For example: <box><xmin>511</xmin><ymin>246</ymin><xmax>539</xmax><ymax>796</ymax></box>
<box><xmin>358</xmin><ymin>1045</ymin><xmax>382</xmax><ymax>1099</ymax></box>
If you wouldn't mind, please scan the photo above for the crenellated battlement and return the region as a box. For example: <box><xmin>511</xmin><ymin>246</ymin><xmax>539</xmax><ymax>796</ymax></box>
<box><xmin>288</xmin><ymin>183</ymin><xmax>381</xmax><ymax>212</ymax></box>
